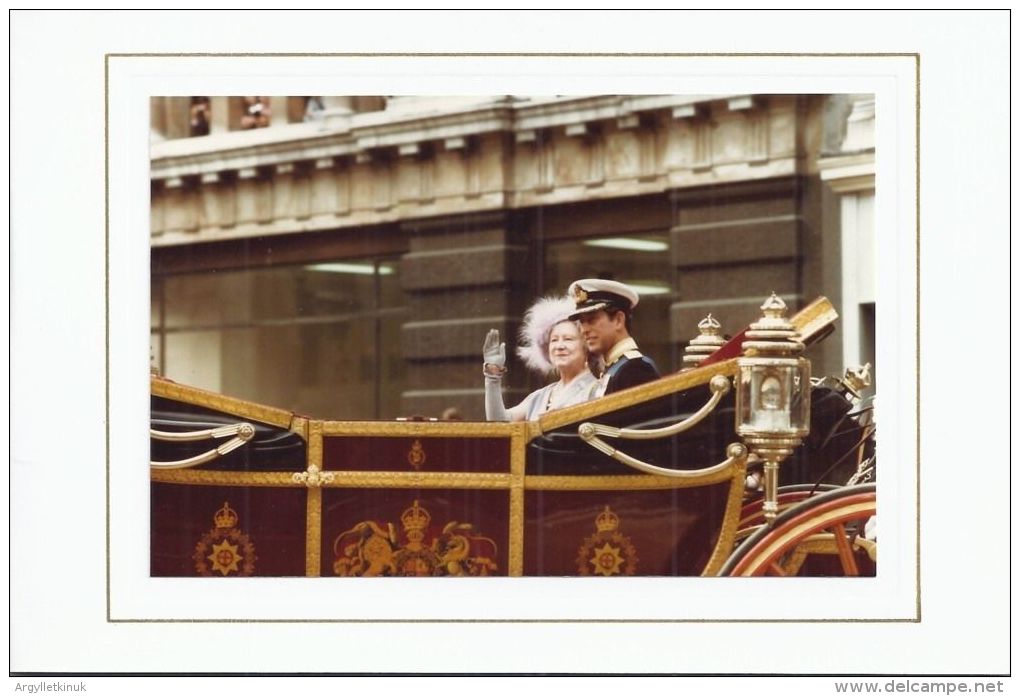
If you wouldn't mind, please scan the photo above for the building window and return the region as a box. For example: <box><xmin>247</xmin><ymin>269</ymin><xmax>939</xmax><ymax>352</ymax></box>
<box><xmin>189</xmin><ymin>97</ymin><xmax>210</xmax><ymax>137</ymax></box>
<box><xmin>240</xmin><ymin>96</ymin><xmax>271</xmax><ymax>129</ymax></box>
<box><xmin>151</xmin><ymin>259</ymin><xmax>407</xmax><ymax>419</ymax></box>
<box><xmin>542</xmin><ymin>233</ymin><xmax>675</xmax><ymax>376</ymax></box>
<box><xmin>303</xmin><ymin>96</ymin><xmax>326</xmax><ymax>122</ymax></box>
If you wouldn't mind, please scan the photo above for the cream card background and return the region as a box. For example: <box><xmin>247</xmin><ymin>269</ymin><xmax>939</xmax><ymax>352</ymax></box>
<box><xmin>9</xmin><ymin>9</ymin><xmax>1011</xmax><ymax>678</ymax></box>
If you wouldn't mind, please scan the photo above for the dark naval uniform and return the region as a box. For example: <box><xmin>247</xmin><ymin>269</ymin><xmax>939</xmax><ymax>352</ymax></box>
<box><xmin>596</xmin><ymin>336</ymin><xmax>660</xmax><ymax>397</ymax></box>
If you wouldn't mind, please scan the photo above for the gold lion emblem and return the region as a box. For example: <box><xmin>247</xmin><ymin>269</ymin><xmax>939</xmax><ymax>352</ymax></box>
<box><xmin>332</xmin><ymin>500</ymin><xmax>498</xmax><ymax>577</ymax></box>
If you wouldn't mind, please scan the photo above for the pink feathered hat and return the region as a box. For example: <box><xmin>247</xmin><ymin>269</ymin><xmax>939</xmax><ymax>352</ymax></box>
<box><xmin>516</xmin><ymin>295</ymin><xmax>579</xmax><ymax>374</ymax></box>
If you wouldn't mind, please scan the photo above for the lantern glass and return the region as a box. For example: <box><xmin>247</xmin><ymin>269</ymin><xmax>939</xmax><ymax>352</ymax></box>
<box><xmin>736</xmin><ymin>357</ymin><xmax>811</xmax><ymax>437</ymax></box>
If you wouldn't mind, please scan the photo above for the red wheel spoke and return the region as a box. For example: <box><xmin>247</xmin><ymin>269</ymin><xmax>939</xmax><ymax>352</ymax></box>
<box><xmin>830</xmin><ymin>523</ymin><xmax>859</xmax><ymax>576</ymax></box>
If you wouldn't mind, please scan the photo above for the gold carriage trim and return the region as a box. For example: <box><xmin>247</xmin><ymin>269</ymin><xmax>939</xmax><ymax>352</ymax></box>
<box><xmin>320</xmin><ymin>420</ymin><xmax>522</xmax><ymax>438</ymax></box>
<box><xmin>151</xmin><ymin>470</ymin><xmax>298</xmax><ymax>487</ymax></box>
<box><xmin>152</xmin><ymin>469</ymin><xmax>747</xmax><ymax>492</ymax></box>
<box><xmin>791</xmin><ymin>296</ymin><xmax>839</xmax><ymax>346</ymax></box>
<box><xmin>305</xmin><ymin>487</ymin><xmax>323</xmax><ymax>577</ymax></box>
<box><xmin>537</xmin><ymin>359</ymin><xmax>739</xmax><ymax>433</ymax></box>
<box><xmin>305</xmin><ymin>420</ymin><xmax>325</xmax><ymax>576</ymax></box>
<box><xmin>525</xmin><ymin>469</ymin><xmax>740</xmax><ymax>491</ymax></box>
<box><xmin>324</xmin><ymin>471</ymin><xmax>514</xmax><ymax>489</ymax></box>
<box><xmin>152</xmin><ymin>376</ymin><xmax>295</xmax><ymax>430</ymax></box>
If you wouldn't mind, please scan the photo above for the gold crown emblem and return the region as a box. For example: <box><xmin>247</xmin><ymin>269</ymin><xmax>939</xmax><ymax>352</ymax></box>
<box><xmin>572</xmin><ymin>286</ymin><xmax>589</xmax><ymax>304</ymax></box>
<box><xmin>407</xmin><ymin>439</ymin><xmax>427</xmax><ymax>470</ymax></box>
<box><xmin>595</xmin><ymin>505</ymin><xmax>619</xmax><ymax>533</ymax></box>
<box><xmin>214</xmin><ymin>501</ymin><xmax>239</xmax><ymax>529</ymax></box>
<box><xmin>401</xmin><ymin>500</ymin><xmax>432</xmax><ymax>535</ymax></box>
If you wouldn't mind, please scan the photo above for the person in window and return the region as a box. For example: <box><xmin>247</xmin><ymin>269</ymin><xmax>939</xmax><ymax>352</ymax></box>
<box><xmin>240</xmin><ymin>96</ymin><xmax>271</xmax><ymax>129</ymax></box>
<box><xmin>303</xmin><ymin>96</ymin><xmax>326</xmax><ymax>122</ymax></box>
<box><xmin>189</xmin><ymin>97</ymin><xmax>210</xmax><ymax>136</ymax></box>
<box><xmin>482</xmin><ymin>295</ymin><xmax>599</xmax><ymax>421</ymax></box>
<box><xmin>567</xmin><ymin>278</ymin><xmax>660</xmax><ymax>396</ymax></box>
<box><xmin>440</xmin><ymin>406</ymin><xmax>463</xmax><ymax>421</ymax></box>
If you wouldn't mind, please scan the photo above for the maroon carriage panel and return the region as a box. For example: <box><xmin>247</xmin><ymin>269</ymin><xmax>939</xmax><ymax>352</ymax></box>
<box><xmin>151</xmin><ymin>483</ymin><xmax>307</xmax><ymax>577</ymax></box>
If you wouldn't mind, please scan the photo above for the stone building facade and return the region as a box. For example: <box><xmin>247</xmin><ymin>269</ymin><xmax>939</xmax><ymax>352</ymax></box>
<box><xmin>150</xmin><ymin>94</ymin><xmax>875</xmax><ymax>420</ymax></box>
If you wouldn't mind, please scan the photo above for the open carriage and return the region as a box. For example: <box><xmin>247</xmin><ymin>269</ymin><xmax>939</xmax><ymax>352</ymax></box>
<box><xmin>150</xmin><ymin>295</ymin><xmax>876</xmax><ymax>578</ymax></box>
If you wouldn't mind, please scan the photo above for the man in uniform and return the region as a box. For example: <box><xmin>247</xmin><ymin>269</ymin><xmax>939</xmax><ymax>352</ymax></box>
<box><xmin>567</xmin><ymin>278</ymin><xmax>660</xmax><ymax>397</ymax></box>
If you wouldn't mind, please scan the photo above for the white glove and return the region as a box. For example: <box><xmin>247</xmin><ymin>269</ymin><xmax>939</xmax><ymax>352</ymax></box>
<box><xmin>482</xmin><ymin>329</ymin><xmax>506</xmax><ymax>378</ymax></box>
<box><xmin>482</xmin><ymin>329</ymin><xmax>510</xmax><ymax>421</ymax></box>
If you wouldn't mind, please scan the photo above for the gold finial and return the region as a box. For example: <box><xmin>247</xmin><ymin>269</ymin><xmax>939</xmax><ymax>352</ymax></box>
<box><xmin>682</xmin><ymin>313</ymin><xmax>728</xmax><ymax>369</ymax></box>
<box><xmin>742</xmin><ymin>293</ymin><xmax>803</xmax><ymax>356</ymax></box>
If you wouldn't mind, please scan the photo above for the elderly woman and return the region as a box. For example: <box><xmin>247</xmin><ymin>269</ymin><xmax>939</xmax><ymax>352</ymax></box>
<box><xmin>482</xmin><ymin>295</ymin><xmax>599</xmax><ymax>422</ymax></box>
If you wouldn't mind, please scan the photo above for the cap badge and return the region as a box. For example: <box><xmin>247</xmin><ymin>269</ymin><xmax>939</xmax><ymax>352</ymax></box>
<box><xmin>573</xmin><ymin>286</ymin><xmax>589</xmax><ymax>304</ymax></box>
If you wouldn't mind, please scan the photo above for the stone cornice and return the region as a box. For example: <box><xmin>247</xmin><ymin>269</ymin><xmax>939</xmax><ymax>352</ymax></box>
<box><xmin>150</xmin><ymin>94</ymin><xmax>809</xmax><ymax>247</ymax></box>
<box><xmin>818</xmin><ymin>151</ymin><xmax>876</xmax><ymax>193</ymax></box>
<box><xmin>150</xmin><ymin>94</ymin><xmax>740</xmax><ymax>181</ymax></box>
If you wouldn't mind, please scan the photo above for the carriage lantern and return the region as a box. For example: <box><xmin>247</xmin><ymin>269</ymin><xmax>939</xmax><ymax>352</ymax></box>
<box><xmin>736</xmin><ymin>293</ymin><xmax>811</xmax><ymax>525</ymax></box>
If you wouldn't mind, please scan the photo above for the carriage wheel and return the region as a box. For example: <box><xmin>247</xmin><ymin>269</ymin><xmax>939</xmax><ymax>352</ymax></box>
<box><xmin>720</xmin><ymin>484</ymin><xmax>876</xmax><ymax>577</ymax></box>
<box><xmin>735</xmin><ymin>483</ymin><xmax>840</xmax><ymax>543</ymax></box>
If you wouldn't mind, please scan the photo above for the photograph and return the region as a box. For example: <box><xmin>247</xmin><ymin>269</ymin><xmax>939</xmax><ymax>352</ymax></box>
<box><xmin>148</xmin><ymin>92</ymin><xmax>879</xmax><ymax>582</ymax></box>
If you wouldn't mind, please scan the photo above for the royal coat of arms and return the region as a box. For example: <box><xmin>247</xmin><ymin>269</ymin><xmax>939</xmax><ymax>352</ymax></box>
<box><xmin>332</xmin><ymin>499</ymin><xmax>498</xmax><ymax>577</ymax></box>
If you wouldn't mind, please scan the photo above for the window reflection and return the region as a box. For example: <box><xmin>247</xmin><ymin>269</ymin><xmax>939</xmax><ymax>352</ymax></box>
<box><xmin>153</xmin><ymin>260</ymin><xmax>406</xmax><ymax>419</ymax></box>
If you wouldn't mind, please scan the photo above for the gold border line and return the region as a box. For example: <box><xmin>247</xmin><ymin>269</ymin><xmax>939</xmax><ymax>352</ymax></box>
<box><xmin>914</xmin><ymin>52</ymin><xmax>922</xmax><ymax>623</ymax></box>
<box><xmin>108</xmin><ymin>52</ymin><xmax>922</xmax><ymax>58</ymax></box>
<box><xmin>104</xmin><ymin>53</ymin><xmax>111</xmax><ymax>623</ymax></box>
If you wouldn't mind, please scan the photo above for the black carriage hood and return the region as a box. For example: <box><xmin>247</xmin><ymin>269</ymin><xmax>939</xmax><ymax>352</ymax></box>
<box><xmin>150</xmin><ymin>393</ymin><xmax>306</xmax><ymax>472</ymax></box>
